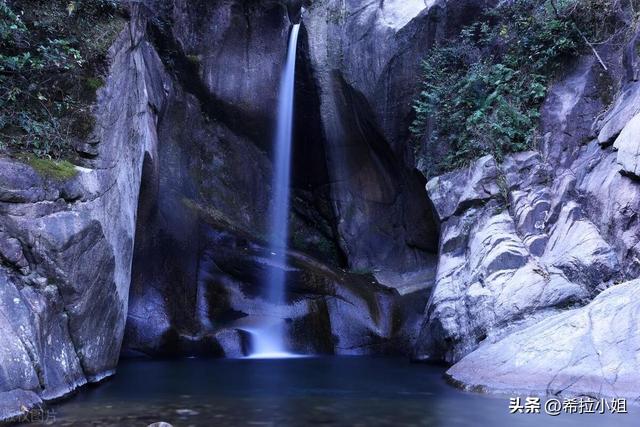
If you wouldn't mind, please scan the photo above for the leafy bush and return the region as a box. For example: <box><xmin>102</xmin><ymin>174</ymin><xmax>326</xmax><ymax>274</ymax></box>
<box><xmin>410</xmin><ymin>0</ymin><xmax>610</xmax><ymax>176</ymax></box>
<box><xmin>0</xmin><ymin>0</ymin><xmax>124</xmax><ymax>159</ymax></box>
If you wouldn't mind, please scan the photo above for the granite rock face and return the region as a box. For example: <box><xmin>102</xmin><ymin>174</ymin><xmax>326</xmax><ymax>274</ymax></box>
<box><xmin>423</xmin><ymin>36</ymin><xmax>640</xmax><ymax>396</ymax></box>
<box><xmin>170</xmin><ymin>0</ymin><xmax>291</xmax><ymax>144</ymax></box>
<box><xmin>305</xmin><ymin>0</ymin><xmax>492</xmax><ymax>159</ymax></box>
<box><xmin>447</xmin><ymin>279</ymin><xmax>640</xmax><ymax>402</ymax></box>
<box><xmin>294</xmin><ymin>0</ymin><xmax>493</xmax><ymax>273</ymax></box>
<box><xmin>121</xmin><ymin>0</ymin><xmax>429</xmax><ymax>359</ymax></box>
<box><xmin>117</xmin><ymin>0</ymin><xmax>640</xmax><ymax>404</ymax></box>
<box><xmin>302</xmin><ymin>0</ymin><xmax>461</xmax><ymax>272</ymax></box>
<box><xmin>414</xmin><ymin>152</ymin><xmax>621</xmax><ymax>363</ymax></box>
<box><xmin>3</xmin><ymin>0</ymin><xmax>640</xmax><ymax>418</ymax></box>
<box><xmin>0</xmin><ymin>5</ymin><xmax>167</xmax><ymax>421</ymax></box>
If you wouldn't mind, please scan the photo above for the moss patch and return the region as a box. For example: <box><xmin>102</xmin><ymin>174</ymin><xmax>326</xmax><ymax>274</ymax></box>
<box><xmin>82</xmin><ymin>76</ymin><xmax>105</xmax><ymax>102</ymax></box>
<box><xmin>27</xmin><ymin>157</ymin><xmax>78</xmax><ymax>181</ymax></box>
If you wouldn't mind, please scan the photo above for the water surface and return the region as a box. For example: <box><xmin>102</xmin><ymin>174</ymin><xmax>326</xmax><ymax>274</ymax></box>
<box><xmin>51</xmin><ymin>357</ymin><xmax>637</xmax><ymax>426</ymax></box>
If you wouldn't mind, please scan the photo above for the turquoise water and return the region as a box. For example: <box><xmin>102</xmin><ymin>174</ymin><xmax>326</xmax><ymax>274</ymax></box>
<box><xmin>50</xmin><ymin>357</ymin><xmax>637</xmax><ymax>426</ymax></box>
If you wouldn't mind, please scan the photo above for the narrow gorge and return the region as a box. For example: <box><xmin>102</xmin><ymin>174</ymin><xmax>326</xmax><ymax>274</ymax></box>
<box><xmin>0</xmin><ymin>0</ymin><xmax>639</xmax><ymax>425</ymax></box>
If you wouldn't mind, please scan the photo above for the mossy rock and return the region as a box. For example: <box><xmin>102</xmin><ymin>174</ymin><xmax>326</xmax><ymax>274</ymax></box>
<box><xmin>27</xmin><ymin>157</ymin><xmax>78</xmax><ymax>181</ymax></box>
<box><xmin>82</xmin><ymin>76</ymin><xmax>105</xmax><ymax>102</ymax></box>
<box><xmin>85</xmin><ymin>77</ymin><xmax>105</xmax><ymax>92</ymax></box>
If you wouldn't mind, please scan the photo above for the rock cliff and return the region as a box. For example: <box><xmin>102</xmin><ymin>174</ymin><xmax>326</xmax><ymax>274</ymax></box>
<box><xmin>0</xmin><ymin>3</ymin><xmax>167</xmax><ymax>417</ymax></box>
<box><xmin>120</xmin><ymin>0</ymin><xmax>427</xmax><ymax>359</ymax></box>
<box><xmin>418</xmin><ymin>28</ymin><xmax>640</xmax><ymax>401</ymax></box>
<box><xmin>1</xmin><ymin>0</ymin><xmax>640</xmax><ymax>422</ymax></box>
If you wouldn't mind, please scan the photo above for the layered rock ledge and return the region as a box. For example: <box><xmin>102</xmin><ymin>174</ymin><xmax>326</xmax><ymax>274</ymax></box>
<box><xmin>447</xmin><ymin>279</ymin><xmax>640</xmax><ymax>402</ymax></box>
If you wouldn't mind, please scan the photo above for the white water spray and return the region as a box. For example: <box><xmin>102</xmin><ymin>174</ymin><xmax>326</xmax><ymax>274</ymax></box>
<box><xmin>249</xmin><ymin>24</ymin><xmax>301</xmax><ymax>359</ymax></box>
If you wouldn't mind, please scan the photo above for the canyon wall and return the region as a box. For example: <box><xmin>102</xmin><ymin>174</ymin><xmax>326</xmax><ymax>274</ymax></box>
<box><xmin>434</xmin><ymin>37</ymin><xmax>640</xmax><ymax>399</ymax></box>
<box><xmin>0</xmin><ymin>4</ymin><xmax>167</xmax><ymax>418</ymax></box>
<box><xmin>2</xmin><ymin>0</ymin><xmax>640</xmax><ymax>421</ymax></box>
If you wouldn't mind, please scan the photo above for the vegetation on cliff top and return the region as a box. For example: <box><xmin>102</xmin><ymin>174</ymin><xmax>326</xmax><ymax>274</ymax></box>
<box><xmin>0</xmin><ymin>0</ymin><xmax>125</xmax><ymax>159</ymax></box>
<box><xmin>411</xmin><ymin>0</ymin><xmax>626</xmax><ymax>177</ymax></box>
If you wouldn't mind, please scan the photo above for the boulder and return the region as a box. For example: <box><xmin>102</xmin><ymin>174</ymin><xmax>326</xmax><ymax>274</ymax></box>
<box><xmin>447</xmin><ymin>280</ymin><xmax>640</xmax><ymax>400</ymax></box>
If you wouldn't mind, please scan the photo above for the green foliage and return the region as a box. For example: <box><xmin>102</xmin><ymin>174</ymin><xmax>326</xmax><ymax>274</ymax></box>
<box><xmin>0</xmin><ymin>0</ymin><xmax>124</xmax><ymax>159</ymax></box>
<box><xmin>84</xmin><ymin>76</ymin><xmax>105</xmax><ymax>93</ymax></box>
<box><xmin>565</xmin><ymin>0</ymin><xmax>628</xmax><ymax>41</ymax></box>
<box><xmin>26</xmin><ymin>155</ymin><xmax>78</xmax><ymax>180</ymax></box>
<box><xmin>411</xmin><ymin>0</ymin><xmax>595</xmax><ymax>176</ymax></box>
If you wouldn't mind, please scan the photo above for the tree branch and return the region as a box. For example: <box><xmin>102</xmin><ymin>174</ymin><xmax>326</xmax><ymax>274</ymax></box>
<box><xmin>549</xmin><ymin>0</ymin><xmax>608</xmax><ymax>71</ymax></box>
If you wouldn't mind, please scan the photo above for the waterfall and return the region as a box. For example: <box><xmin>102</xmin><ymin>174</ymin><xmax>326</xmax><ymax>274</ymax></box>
<box><xmin>249</xmin><ymin>23</ymin><xmax>301</xmax><ymax>358</ymax></box>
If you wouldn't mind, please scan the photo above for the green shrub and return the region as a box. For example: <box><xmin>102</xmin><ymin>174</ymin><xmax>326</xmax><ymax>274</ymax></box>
<box><xmin>0</xmin><ymin>0</ymin><xmax>125</xmax><ymax>159</ymax></box>
<box><xmin>85</xmin><ymin>76</ymin><xmax>105</xmax><ymax>93</ymax></box>
<box><xmin>410</xmin><ymin>0</ymin><xmax>615</xmax><ymax>177</ymax></box>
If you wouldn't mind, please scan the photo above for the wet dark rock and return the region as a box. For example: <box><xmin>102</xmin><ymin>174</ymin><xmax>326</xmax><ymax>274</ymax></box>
<box><xmin>124</xmin><ymin>213</ymin><xmax>419</xmax><ymax>356</ymax></box>
<box><xmin>121</xmin><ymin>0</ymin><xmax>435</xmax><ymax>359</ymax></box>
<box><xmin>169</xmin><ymin>0</ymin><xmax>291</xmax><ymax>145</ymax></box>
<box><xmin>286</xmin><ymin>0</ymin><xmax>303</xmax><ymax>23</ymax></box>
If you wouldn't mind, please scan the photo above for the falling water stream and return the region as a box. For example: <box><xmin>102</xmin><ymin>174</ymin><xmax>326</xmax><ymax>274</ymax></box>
<box><xmin>249</xmin><ymin>23</ymin><xmax>301</xmax><ymax>358</ymax></box>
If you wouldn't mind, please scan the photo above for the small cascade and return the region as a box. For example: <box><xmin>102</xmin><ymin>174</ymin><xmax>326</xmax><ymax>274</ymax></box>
<box><xmin>249</xmin><ymin>23</ymin><xmax>301</xmax><ymax>358</ymax></box>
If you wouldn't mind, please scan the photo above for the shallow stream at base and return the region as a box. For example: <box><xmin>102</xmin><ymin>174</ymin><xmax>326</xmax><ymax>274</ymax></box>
<box><xmin>48</xmin><ymin>357</ymin><xmax>637</xmax><ymax>426</ymax></box>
